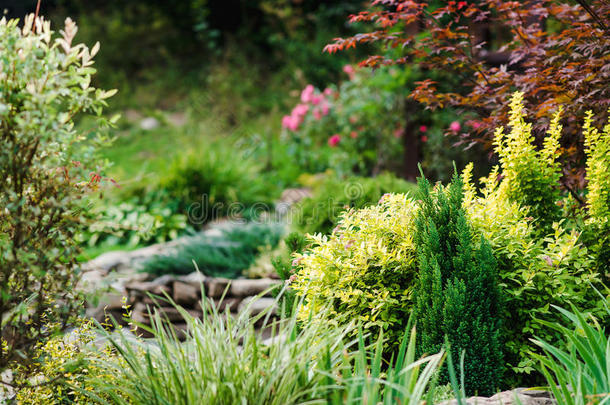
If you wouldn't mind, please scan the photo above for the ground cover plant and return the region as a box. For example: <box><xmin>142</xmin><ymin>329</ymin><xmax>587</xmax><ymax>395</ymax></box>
<box><xmin>142</xmin><ymin>222</ymin><xmax>284</xmax><ymax>277</ymax></box>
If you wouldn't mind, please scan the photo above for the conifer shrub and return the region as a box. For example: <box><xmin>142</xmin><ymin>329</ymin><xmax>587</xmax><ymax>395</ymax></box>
<box><xmin>271</xmin><ymin>232</ymin><xmax>309</xmax><ymax>317</ymax></box>
<box><xmin>412</xmin><ymin>172</ymin><xmax>503</xmax><ymax>396</ymax></box>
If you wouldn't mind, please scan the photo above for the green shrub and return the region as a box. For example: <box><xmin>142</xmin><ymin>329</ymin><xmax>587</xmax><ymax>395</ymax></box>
<box><xmin>142</xmin><ymin>222</ymin><xmax>284</xmax><ymax>277</ymax></box>
<box><xmin>412</xmin><ymin>173</ymin><xmax>503</xmax><ymax>396</ymax></box>
<box><xmin>532</xmin><ymin>297</ymin><xmax>610</xmax><ymax>405</ymax></box>
<box><xmin>292</xmin><ymin>193</ymin><xmax>419</xmax><ymax>349</ymax></box>
<box><xmin>270</xmin><ymin>232</ymin><xmax>309</xmax><ymax>316</ymax></box>
<box><xmin>0</xmin><ymin>15</ymin><xmax>114</xmax><ymax>370</ymax></box>
<box><xmin>582</xmin><ymin>110</ymin><xmax>610</xmax><ymax>284</ymax></box>
<box><xmin>80</xmin><ymin>192</ymin><xmax>191</xmax><ymax>248</ymax></box>
<box><xmin>160</xmin><ymin>144</ymin><xmax>278</xmax><ymax>227</ymax></box>
<box><xmin>294</xmin><ymin>172</ymin><xmax>418</xmax><ymax>235</ymax></box>
<box><xmin>293</xmin><ymin>95</ymin><xmax>609</xmax><ymax>387</ymax></box>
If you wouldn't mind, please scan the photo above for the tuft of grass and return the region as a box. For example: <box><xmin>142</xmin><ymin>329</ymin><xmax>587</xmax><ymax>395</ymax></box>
<box><xmin>80</xmin><ymin>293</ymin><xmax>446</xmax><ymax>405</ymax></box>
<box><xmin>531</xmin><ymin>295</ymin><xmax>610</xmax><ymax>405</ymax></box>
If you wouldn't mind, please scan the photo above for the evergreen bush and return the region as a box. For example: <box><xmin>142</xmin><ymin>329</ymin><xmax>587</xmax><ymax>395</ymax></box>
<box><xmin>413</xmin><ymin>172</ymin><xmax>503</xmax><ymax>396</ymax></box>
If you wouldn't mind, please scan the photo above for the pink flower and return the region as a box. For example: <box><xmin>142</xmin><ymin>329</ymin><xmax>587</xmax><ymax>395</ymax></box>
<box><xmin>450</xmin><ymin>121</ymin><xmax>461</xmax><ymax>132</ymax></box>
<box><xmin>343</xmin><ymin>64</ymin><xmax>355</xmax><ymax>78</ymax></box>
<box><xmin>419</xmin><ymin>125</ymin><xmax>428</xmax><ymax>133</ymax></box>
<box><xmin>350</xmin><ymin>131</ymin><xmax>358</xmax><ymax>139</ymax></box>
<box><xmin>421</xmin><ymin>135</ymin><xmax>428</xmax><ymax>142</ymax></box>
<box><xmin>313</xmin><ymin>109</ymin><xmax>322</xmax><ymax>120</ymax></box>
<box><xmin>394</xmin><ymin>127</ymin><xmax>403</xmax><ymax>138</ymax></box>
<box><xmin>328</xmin><ymin>134</ymin><xmax>341</xmax><ymax>147</ymax></box>
<box><xmin>292</xmin><ymin>103</ymin><xmax>309</xmax><ymax>117</ymax></box>
<box><xmin>300</xmin><ymin>85</ymin><xmax>315</xmax><ymax>103</ymax></box>
<box><xmin>323</xmin><ymin>87</ymin><xmax>333</xmax><ymax>96</ymax></box>
<box><xmin>321</xmin><ymin>102</ymin><xmax>330</xmax><ymax>116</ymax></box>
<box><xmin>281</xmin><ymin>115</ymin><xmax>292</xmax><ymax>129</ymax></box>
<box><xmin>311</xmin><ymin>95</ymin><xmax>323</xmax><ymax>105</ymax></box>
<box><xmin>282</xmin><ymin>115</ymin><xmax>299</xmax><ymax>131</ymax></box>
<box><xmin>349</xmin><ymin>115</ymin><xmax>358</xmax><ymax>124</ymax></box>
<box><xmin>472</xmin><ymin>121</ymin><xmax>482</xmax><ymax>129</ymax></box>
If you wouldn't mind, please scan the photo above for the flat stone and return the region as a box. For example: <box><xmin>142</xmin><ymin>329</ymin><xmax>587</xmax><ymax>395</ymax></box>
<box><xmin>172</xmin><ymin>281</ymin><xmax>200</xmax><ymax>306</ymax></box>
<box><xmin>204</xmin><ymin>277</ymin><xmax>231</xmax><ymax>298</ymax></box>
<box><xmin>229</xmin><ymin>278</ymin><xmax>277</xmax><ymax>297</ymax></box>
<box><xmin>440</xmin><ymin>389</ymin><xmax>555</xmax><ymax>405</ymax></box>
<box><xmin>86</xmin><ymin>290</ymin><xmax>127</xmax><ymax>322</ymax></box>
<box><xmin>211</xmin><ymin>297</ymin><xmax>242</xmax><ymax>313</ymax></box>
<box><xmin>77</xmin><ymin>269</ymin><xmax>107</xmax><ymax>293</ymax></box>
<box><xmin>237</xmin><ymin>296</ymin><xmax>278</xmax><ymax>317</ymax></box>
<box><xmin>125</xmin><ymin>281</ymin><xmax>170</xmax><ymax>297</ymax></box>
<box><xmin>82</xmin><ymin>250</ymin><xmax>129</xmax><ymax>272</ymax></box>
<box><xmin>178</xmin><ymin>272</ymin><xmax>207</xmax><ymax>288</ymax></box>
<box><xmin>131</xmin><ymin>302</ymin><xmax>151</xmax><ymax>325</ymax></box>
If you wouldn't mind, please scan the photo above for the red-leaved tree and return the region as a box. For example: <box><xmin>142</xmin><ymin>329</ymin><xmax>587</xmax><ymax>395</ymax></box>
<box><xmin>325</xmin><ymin>0</ymin><xmax>609</xmax><ymax>193</ymax></box>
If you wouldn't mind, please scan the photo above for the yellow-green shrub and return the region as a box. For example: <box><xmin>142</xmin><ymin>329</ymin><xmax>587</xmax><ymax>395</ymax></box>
<box><xmin>291</xmin><ymin>193</ymin><xmax>418</xmax><ymax>348</ymax></box>
<box><xmin>460</xmin><ymin>95</ymin><xmax>607</xmax><ymax>383</ymax></box>
<box><xmin>581</xmin><ymin>110</ymin><xmax>610</xmax><ymax>284</ymax></box>
<box><xmin>462</xmin><ymin>163</ymin><xmax>599</xmax><ymax>382</ymax></box>
<box><xmin>14</xmin><ymin>321</ymin><xmax>125</xmax><ymax>404</ymax></box>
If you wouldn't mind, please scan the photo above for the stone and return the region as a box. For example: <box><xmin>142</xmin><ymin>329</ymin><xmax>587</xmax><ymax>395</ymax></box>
<box><xmin>439</xmin><ymin>389</ymin><xmax>555</xmax><ymax>405</ymax></box>
<box><xmin>77</xmin><ymin>269</ymin><xmax>107</xmax><ymax>293</ymax></box>
<box><xmin>172</xmin><ymin>281</ymin><xmax>199</xmax><ymax>306</ymax></box>
<box><xmin>204</xmin><ymin>277</ymin><xmax>231</xmax><ymax>298</ymax></box>
<box><xmin>211</xmin><ymin>297</ymin><xmax>242</xmax><ymax>313</ymax></box>
<box><xmin>131</xmin><ymin>302</ymin><xmax>151</xmax><ymax>325</ymax></box>
<box><xmin>86</xmin><ymin>290</ymin><xmax>127</xmax><ymax>322</ymax></box>
<box><xmin>168</xmin><ymin>112</ymin><xmax>187</xmax><ymax>127</ymax></box>
<box><xmin>140</xmin><ymin>117</ymin><xmax>160</xmax><ymax>130</ymax></box>
<box><xmin>237</xmin><ymin>296</ymin><xmax>278</xmax><ymax>317</ymax></box>
<box><xmin>229</xmin><ymin>278</ymin><xmax>278</xmax><ymax>297</ymax></box>
<box><xmin>125</xmin><ymin>280</ymin><xmax>170</xmax><ymax>297</ymax></box>
<box><xmin>81</xmin><ymin>250</ymin><xmax>129</xmax><ymax>273</ymax></box>
<box><xmin>178</xmin><ymin>272</ymin><xmax>207</xmax><ymax>288</ymax></box>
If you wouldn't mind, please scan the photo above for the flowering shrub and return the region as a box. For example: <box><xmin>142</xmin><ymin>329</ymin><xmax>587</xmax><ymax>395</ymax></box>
<box><xmin>0</xmin><ymin>15</ymin><xmax>114</xmax><ymax>370</ymax></box>
<box><xmin>281</xmin><ymin>67</ymin><xmax>405</xmax><ymax>175</ymax></box>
